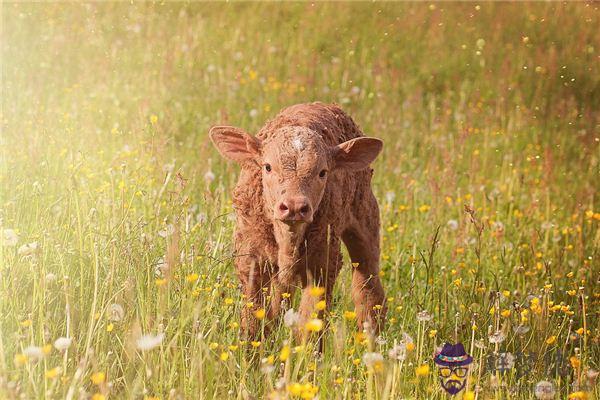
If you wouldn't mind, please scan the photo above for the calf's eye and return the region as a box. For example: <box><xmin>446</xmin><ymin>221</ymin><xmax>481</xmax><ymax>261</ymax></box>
<box><xmin>264</xmin><ymin>164</ymin><xmax>272</xmax><ymax>173</ymax></box>
<box><xmin>319</xmin><ymin>169</ymin><xmax>327</xmax><ymax>178</ymax></box>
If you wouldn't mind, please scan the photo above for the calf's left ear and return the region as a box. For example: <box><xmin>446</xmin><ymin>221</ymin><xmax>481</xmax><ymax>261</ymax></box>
<box><xmin>333</xmin><ymin>137</ymin><xmax>383</xmax><ymax>170</ymax></box>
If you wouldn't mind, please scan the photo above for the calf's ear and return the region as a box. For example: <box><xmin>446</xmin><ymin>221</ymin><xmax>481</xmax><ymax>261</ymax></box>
<box><xmin>209</xmin><ymin>126</ymin><xmax>261</xmax><ymax>163</ymax></box>
<box><xmin>333</xmin><ymin>137</ymin><xmax>383</xmax><ymax>170</ymax></box>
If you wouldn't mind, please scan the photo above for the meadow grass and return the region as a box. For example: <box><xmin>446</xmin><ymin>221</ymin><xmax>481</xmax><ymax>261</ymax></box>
<box><xmin>1</xmin><ymin>2</ymin><xmax>599</xmax><ymax>399</ymax></box>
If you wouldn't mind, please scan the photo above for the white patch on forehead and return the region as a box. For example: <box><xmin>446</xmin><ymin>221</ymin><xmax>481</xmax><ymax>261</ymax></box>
<box><xmin>291</xmin><ymin>137</ymin><xmax>305</xmax><ymax>151</ymax></box>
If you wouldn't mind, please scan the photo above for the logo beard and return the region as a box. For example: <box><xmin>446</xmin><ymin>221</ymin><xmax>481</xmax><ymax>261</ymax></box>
<box><xmin>440</xmin><ymin>378</ymin><xmax>466</xmax><ymax>395</ymax></box>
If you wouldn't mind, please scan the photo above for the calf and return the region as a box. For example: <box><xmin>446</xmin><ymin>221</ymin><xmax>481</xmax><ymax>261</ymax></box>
<box><xmin>210</xmin><ymin>102</ymin><xmax>386</xmax><ymax>339</ymax></box>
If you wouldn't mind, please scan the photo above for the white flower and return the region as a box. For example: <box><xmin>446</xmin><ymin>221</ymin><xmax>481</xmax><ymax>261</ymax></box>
<box><xmin>283</xmin><ymin>308</ymin><xmax>300</xmax><ymax>328</ymax></box>
<box><xmin>385</xmin><ymin>191</ymin><xmax>396</xmax><ymax>204</ymax></box>
<box><xmin>447</xmin><ymin>220</ymin><xmax>459</xmax><ymax>230</ymax></box>
<box><xmin>45</xmin><ymin>273</ymin><xmax>57</xmax><ymax>283</ymax></box>
<box><xmin>158</xmin><ymin>224</ymin><xmax>175</xmax><ymax>238</ymax></box>
<box><xmin>416</xmin><ymin>310</ymin><xmax>433</xmax><ymax>322</ymax></box>
<box><xmin>136</xmin><ymin>333</ymin><xmax>164</xmax><ymax>351</ymax></box>
<box><xmin>155</xmin><ymin>257</ymin><xmax>169</xmax><ymax>276</ymax></box>
<box><xmin>54</xmin><ymin>337</ymin><xmax>72</xmax><ymax>351</ymax></box>
<box><xmin>388</xmin><ymin>343</ymin><xmax>407</xmax><ymax>361</ymax></box>
<box><xmin>204</xmin><ymin>170</ymin><xmax>215</xmax><ymax>183</ymax></box>
<box><xmin>108</xmin><ymin>303</ymin><xmax>125</xmax><ymax>322</ymax></box>
<box><xmin>496</xmin><ymin>352</ymin><xmax>515</xmax><ymax>371</ymax></box>
<box><xmin>2</xmin><ymin>229</ymin><xmax>18</xmax><ymax>246</ymax></box>
<box><xmin>23</xmin><ymin>346</ymin><xmax>44</xmax><ymax>360</ymax></box>
<box><xmin>18</xmin><ymin>241</ymin><xmax>38</xmax><ymax>256</ymax></box>
<box><xmin>249</xmin><ymin>109</ymin><xmax>258</xmax><ymax>118</ymax></box>
<box><xmin>260</xmin><ymin>358</ymin><xmax>275</xmax><ymax>374</ymax></box>
<box><xmin>534</xmin><ymin>380</ymin><xmax>555</xmax><ymax>399</ymax></box>
<box><xmin>488</xmin><ymin>330</ymin><xmax>506</xmax><ymax>344</ymax></box>
<box><xmin>362</xmin><ymin>352</ymin><xmax>384</xmax><ymax>368</ymax></box>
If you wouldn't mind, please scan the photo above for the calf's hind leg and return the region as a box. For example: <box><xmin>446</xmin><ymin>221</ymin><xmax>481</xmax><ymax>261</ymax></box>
<box><xmin>342</xmin><ymin>205</ymin><xmax>386</xmax><ymax>334</ymax></box>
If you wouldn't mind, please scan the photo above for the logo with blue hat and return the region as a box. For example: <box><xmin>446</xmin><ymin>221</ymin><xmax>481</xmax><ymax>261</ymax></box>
<box><xmin>434</xmin><ymin>343</ymin><xmax>473</xmax><ymax>395</ymax></box>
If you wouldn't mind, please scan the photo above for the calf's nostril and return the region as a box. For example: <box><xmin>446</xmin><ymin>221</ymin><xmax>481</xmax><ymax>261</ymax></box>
<box><xmin>279</xmin><ymin>203</ymin><xmax>289</xmax><ymax>212</ymax></box>
<box><xmin>299</xmin><ymin>204</ymin><xmax>310</xmax><ymax>215</ymax></box>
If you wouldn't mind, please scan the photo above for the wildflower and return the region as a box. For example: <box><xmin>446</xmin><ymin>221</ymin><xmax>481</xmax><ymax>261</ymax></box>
<box><xmin>362</xmin><ymin>352</ymin><xmax>384</xmax><ymax>371</ymax></box>
<box><xmin>204</xmin><ymin>170</ymin><xmax>215</xmax><ymax>183</ymax></box>
<box><xmin>415</xmin><ymin>364</ymin><xmax>430</xmax><ymax>377</ymax></box>
<box><xmin>17</xmin><ymin>241</ymin><xmax>38</xmax><ymax>256</ymax></box>
<box><xmin>106</xmin><ymin>323</ymin><xmax>114</xmax><ymax>332</ymax></box>
<box><xmin>343</xmin><ymin>310</ymin><xmax>356</xmax><ymax>320</ymax></box>
<box><xmin>496</xmin><ymin>353</ymin><xmax>515</xmax><ymax>371</ymax></box>
<box><xmin>305</xmin><ymin>319</ymin><xmax>323</xmax><ymax>332</ymax></box>
<box><xmin>416</xmin><ymin>310</ymin><xmax>433</xmax><ymax>322</ymax></box>
<box><xmin>186</xmin><ymin>273</ymin><xmax>199</xmax><ymax>283</ymax></box>
<box><xmin>150</xmin><ymin>114</ymin><xmax>158</xmax><ymax>125</ymax></box>
<box><xmin>280</xmin><ymin>345</ymin><xmax>290</xmax><ymax>362</ymax></box>
<box><xmin>418</xmin><ymin>205</ymin><xmax>430</xmax><ymax>213</ymax></box>
<box><xmin>428</xmin><ymin>329</ymin><xmax>437</xmax><ymax>338</ymax></box>
<box><xmin>488</xmin><ymin>330</ymin><xmax>506</xmax><ymax>344</ymax></box>
<box><xmin>91</xmin><ymin>394</ymin><xmax>105</xmax><ymax>400</ymax></box>
<box><xmin>464</xmin><ymin>391</ymin><xmax>476</xmax><ymax>400</ymax></box>
<box><xmin>155</xmin><ymin>278</ymin><xmax>167</xmax><ymax>287</ymax></box>
<box><xmin>108</xmin><ymin>303</ymin><xmax>124</xmax><ymax>322</ymax></box>
<box><xmin>91</xmin><ymin>372</ymin><xmax>105</xmax><ymax>385</ymax></box>
<box><xmin>568</xmin><ymin>392</ymin><xmax>588</xmax><ymax>400</ymax></box>
<box><xmin>545</xmin><ymin>336</ymin><xmax>557</xmax><ymax>345</ymax></box>
<box><xmin>315</xmin><ymin>300</ymin><xmax>326</xmax><ymax>311</ymax></box>
<box><xmin>570</xmin><ymin>356</ymin><xmax>581</xmax><ymax>369</ymax></box>
<box><xmin>251</xmin><ymin>341</ymin><xmax>261</xmax><ymax>348</ymax></box>
<box><xmin>45</xmin><ymin>367</ymin><xmax>61</xmax><ymax>379</ymax></box>
<box><xmin>501</xmin><ymin>309</ymin><xmax>511</xmax><ymax>318</ymax></box>
<box><xmin>219</xmin><ymin>352</ymin><xmax>229</xmax><ymax>361</ymax></box>
<box><xmin>14</xmin><ymin>353</ymin><xmax>27</xmax><ymax>366</ymax></box>
<box><xmin>388</xmin><ymin>343</ymin><xmax>407</xmax><ymax>361</ymax></box>
<box><xmin>53</xmin><ymin>337</ymin><xmax>72</xmax><ymax>351</ymax></box>
<box><xmin>447</xmin><ymin>219</ymin><xmax>459</xmax><ymax>230</ymax></box>
<box><xmin>535</xmin><ymin>381</ymin><xmax>556</xmax><ymax>399</ymax></box>
<box><xmin>209</xmin><ymin>342</ymin><xmax>219</xmax><ymax>350</ymax></box>
<box><xmin>23</xmin><ymin>346</ymin><xmax>44</xmax><ymax>361</ymax></box>
<box><xmin>2</xmin><ymin>229</ymin><xmax>18</xmax><ymax>246</ymax></box>
<box><xmin>309</xmin><ymin>286</ymin><xmax>325</xmax><ymax>297</ymax></box>
<box><xmin>249</xmin><ymin>109</ymin><xmax>258</xmax><ymax>118</ymax></box>
<box><xmin>283</xmin><ymin>308</ymin><xmax>300</xmax><ymax>327</ymax></box>
<box><xmin>254</xmin><ymin>308</ymin><xmax>266</xmax><ymax>320</ymax></box>
<box><xmin>136</xmin><ymin>333</ymin><xmax>164</xmax><ymax>351</ymax></box>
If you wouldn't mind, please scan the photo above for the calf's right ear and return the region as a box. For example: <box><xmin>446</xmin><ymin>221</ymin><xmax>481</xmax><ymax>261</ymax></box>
<box><xmin>209</xmin><ymin>126</ymin><xmax>261</xmax><ymax>163</ymax></box>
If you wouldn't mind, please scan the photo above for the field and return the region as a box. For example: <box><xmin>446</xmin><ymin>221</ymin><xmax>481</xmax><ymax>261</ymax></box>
<box><xmin>1</xmin><ymin>2</ymin><xmax>599</xmax><ymax>399</ymax></box>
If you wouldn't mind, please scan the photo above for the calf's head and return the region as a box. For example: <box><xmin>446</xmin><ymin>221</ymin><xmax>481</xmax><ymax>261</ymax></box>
<box><xmin>210</xmin><ymin>125</ymin><xmax>382</xmax><ymax>228</ymax></box>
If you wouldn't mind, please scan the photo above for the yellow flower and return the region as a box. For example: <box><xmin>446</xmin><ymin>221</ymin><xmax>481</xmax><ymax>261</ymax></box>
<box><xmin>186</xmin><ymin>273</ymin><xmax>199</xmax><ymax>283</ymax></box>
<box><xmin>305</xmin><ymin>319</ymin><xmax>323</xmax><ymax>332</ymax></box>
<box><xmin>280</xmin><ymin>345</ymin><xmax>290</xmax><ymax>362</ymax></box>
<box><xmin>428</xmin><ymin>330</ymin><xmax>437</xmax><ymax>338</ymax></box>
<box><xmin>155</xmin><ymin>278</ymin><xmax>167</xmax><ymax>287</ymax></box>
<box><xmin>281</xmin><ymin>292</ymin><xmax>291</xmax><ymax>299</ymax></box>
<box><xmin>91</xmin><ymin>394</ymin><xmax>105</xmax><ymax>400</ymax></box>
<box><xmin>500</xmin><ymin>309</ymin><xmax>511</xmax><ymax>318</ymax></box>
<box><xmin>463</xmin><ymin>391</ymin><xmax>475</xmax><ymax>400</ymax></box>
<box><xmin>570</xmin><ymin>356</ymin><xmax>581</xmax><ymax>369</ymax></box>
<box><xmin>228</xmin><ymin>345</ymin><xmax>238</xmax><ymax>351</ymax></box>
<box><xmin>14</xmin><ymin>353</ymin><xmax>27</xmax><ymax>367</ymax></box>
<box><xmin>224</xmin><ymin>298</ymin><xmax>234</xmax><ymax>306</ymax></box>
<box><xmin>219</xmin><ymin>352</ymin><xmax>229</xmax><ymax>361</ymax></box>
<box><xmin>546</xmin><ymin>336</ymin><xmax>557</xmax><ymax>345</ymax></box>
<box><xmin>415</xmin><ymin>364</ymin><xmax>430</xmax><ymax>377</ymax></box>
<box><xmin>254</xmin><ymin>308</ymin><xmax>266</xmax><ymax>320</ymax></box>
<box><xmin>45</xmin><ymin>367</ymin><xmax>61</xmax><ymax>379</ymax></box>
<box><xmin>106</xmin><ymin>323</ymin><xmax>114</xmax><ymax>332</ymax></box>
<box><xmin>406</xmin><ymin>342</ymin><xmax>415</xmax><ymax>352</ymax></box>
<box><xmin>315</xmin><ymin>300</ymin><xmax>326</xmax><ymax>311</ymax></box>
<box><xmin>309</xmin><ymin>286</ymin><xmax>325</xmax><ymax>298</ymax></box>
<box><xmin>150</xmin><ymin>114</ymin><xmax>158</xmax><ymax>125</ymax></box>
<box><xmin>568</xmin><ymin>392</ymin><xmax>588</xmax><ymax>400</ymax></box>
<box><xmin>20</xmin><ymin>319</ymin><xmax>32</xmax><ymax>328</ymax></box>
<box><xmin>251</xmin><ymin>341</ymin><xmax>261</xmax><ymax>348</ymax></box>
<box><xmin>343</xmin><ymin>311</ymin><xmax>356</xmax><ymax>320</ymax></box>
<box><xmin>567</xmin><ymin>289</ymin><xmax>577</xmax><ymax>296</ymax></box>
<box><xmin>91</xmin><ymin>372</ymin><xmax>105</xmax><ymax>385</ymax></box>
<box><xmin>42</xmin><ymin>344</ymin><xmax>52</xmax><ymax>355</ymax></box>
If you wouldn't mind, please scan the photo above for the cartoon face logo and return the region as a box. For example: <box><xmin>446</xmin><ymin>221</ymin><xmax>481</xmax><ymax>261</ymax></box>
<box><xmin>434</xmin><ymin>343</ymin><xmax>473</xmax><ymax>395</ymax></box>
